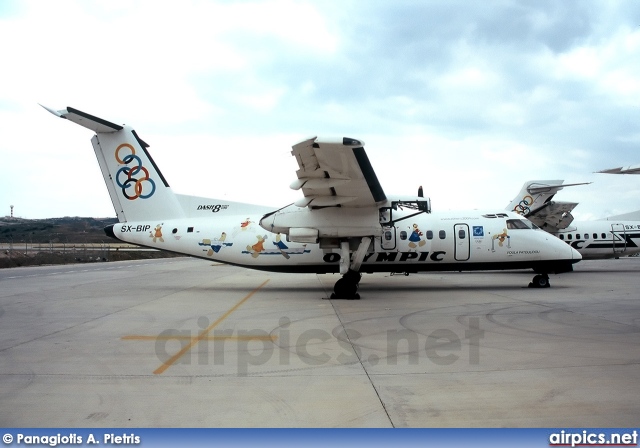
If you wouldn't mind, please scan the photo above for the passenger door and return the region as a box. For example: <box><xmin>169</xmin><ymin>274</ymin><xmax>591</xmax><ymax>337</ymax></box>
<box><xmin>611</xmin><ymin>223</ymin><xmax>627</xmax><ymax>254</ymax></box>
<box><xmin>454</xmin><ymin>224</ymin><xmax>470</xmax><ymax>261</ymax></box>
<box><xmin>381</xmin><ymin>226</ymin><xmax>397</xmax><ymax>251</ymax></box>
<box><xmin>379</xmin><ymin>207</ymin><xmax>396</xmax><ymax>250</ymax></box>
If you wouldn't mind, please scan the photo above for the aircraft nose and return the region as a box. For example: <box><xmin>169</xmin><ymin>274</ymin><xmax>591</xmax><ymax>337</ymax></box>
<box><xmin>570</xmin><ymin>245</ymin><xmax>582</xmax><ymax>261</ymax></box>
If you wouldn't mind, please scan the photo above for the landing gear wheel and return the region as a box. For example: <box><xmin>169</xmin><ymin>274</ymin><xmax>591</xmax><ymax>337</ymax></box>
<box><xmin>330</xmin><ymin>292</ymin><xmax>360</xmax><ymax>300</ymax></box>
<box><xmin>331</xmin><ymin>271</ymin><xmax>361</xmax><ymax>300</ymax></box>
<box><xmin>528</xmin><ymin>274</ymin><xmax>550</xmax><ymax>288</ymax></box>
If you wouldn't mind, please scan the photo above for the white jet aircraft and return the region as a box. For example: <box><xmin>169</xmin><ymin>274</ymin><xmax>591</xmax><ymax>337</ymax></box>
<box><xmin>508</xmin><ymin>180</ymin><xmax>640</xmax><ymax>259</ymax></box>
<box><xmin>597</xmin><ymin>164</ymin><xmax>640</xmax><ymax>175</ymax></box>
<box><xmin>45</xmin><ymin>106</ymin><xmax>580</xmax><ymax>297</ymax></box>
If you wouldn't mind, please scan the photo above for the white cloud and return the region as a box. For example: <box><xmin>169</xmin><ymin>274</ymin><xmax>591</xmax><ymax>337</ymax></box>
<box><xmin>553</xmin><ymin>26</ymin><xmax>640</xmax><ymax>106</ymax></box>
<box><xmin>1</xmin><ymin>0</ymin><xmax>640</xmax><ymax>223</ymax></box>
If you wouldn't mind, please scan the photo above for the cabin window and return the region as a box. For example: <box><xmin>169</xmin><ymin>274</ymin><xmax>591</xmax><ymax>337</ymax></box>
<box><xmin>482</xmin><ymin>213</ymin><xmax>508</xmax><ymax>219</ymax></box>
<box><xmin>439</xmin><ymin>230</ymin><xmax>446</xmax><ymax>239</ymax></box>
<box><xmin>187</xmin><ymin>227</ymin><xmax>194</xmax><ymax>233</ymax></box>
<box><xmin>593</xmin><ymin>233</ymin><xmax>598</xmax><ymax>239</ymax></box>
<box><xmin>506</xmin><ymin>219</ymin><xmax>531</xmax><ymax>229</ymax></box>
<box><xmin>575</xmin><ymin>234</ymin><xmax>580</xmax><ymax>240</ymax></box>
<box><xmin>384</xmin><ymin>231</ymin><xmax>392</xmax><ymax>241</ymax></box>
<box><xmin>567</xmin><ymin>234</ymin><xmax>572</xmax><ymax>240</ymax></box>
<box><xmin>602</xmin><ymin>233</ymin><xmax>607</xmax><ymax>239</ymax></box>
<box><xmin>584</xmin><ymin>233</ymin><xmax>589</xmax><ymax>240</ymax></box>
<box><xmin>426</xmin><ymin>230</ymin><xmax>433</xmax><ymax>240</ymax></box>
<box><xmin>172</xmin><ymin>228</ymin><xmax>178</xmax><ymax>234</ymax></box>
<box><xmin>400</xmin><ymin>231</ymin><xmax>407</xmax><ymax>240</ymax></box>
<box><xmin>559</xmin><ymin>234</ymin><xmax>565</xmax><ymax>240</ymax></box>
<box><xmin>458</xmin><ymin>229</ymin><xmax>466</xmax><ymax>239</ymax></box>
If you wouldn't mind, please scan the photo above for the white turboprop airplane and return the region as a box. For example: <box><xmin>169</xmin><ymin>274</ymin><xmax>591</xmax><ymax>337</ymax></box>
<box><xmin>507</xmin><ymin>180</ymin><xmax>640</xmax><ymax>259</ymax></box>
<box><xmin>44</xmin><ymin>106</ymin><xmax>580</xmax><ymax>296</ymax></box>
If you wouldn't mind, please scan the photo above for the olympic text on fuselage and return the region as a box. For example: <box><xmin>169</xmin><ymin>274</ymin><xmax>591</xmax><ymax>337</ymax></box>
<box><xmin>323</xmin><ymin>251</ymin><xmax>446</xmax><ymax>263</ymax></box>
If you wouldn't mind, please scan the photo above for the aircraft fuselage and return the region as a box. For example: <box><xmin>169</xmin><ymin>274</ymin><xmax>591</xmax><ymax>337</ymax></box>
<box><xmin>553</xmin><ymin>221</ymin><xmax>640</xmax><ymax>259</ymax></box>
<box><xmin>106</xmin><ymin>202</ymin><xmax>579</xmax><ymax>274</ymax></box>
<box><xmin>45</xmin><ymin>106</ymin><xmax>582</xmax><ymax>296</ymax></box>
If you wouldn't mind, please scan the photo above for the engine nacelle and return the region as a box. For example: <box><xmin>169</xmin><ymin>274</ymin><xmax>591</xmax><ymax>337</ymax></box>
<box><xmin>289</xmin><ymin>227</ymin><xmax>319</xmax><ymax>243</ymax></box>
<box><xmin>259</xmin><ymin>205</ymin><xmax>380</xmax><ymax>239</ymax></box>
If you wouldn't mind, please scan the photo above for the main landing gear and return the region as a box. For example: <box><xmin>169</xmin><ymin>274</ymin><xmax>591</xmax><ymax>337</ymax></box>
<box><xmin>330</xmin><ymin>237</ymin><xmax>371</xmax><ymax>300</ymax></box>
<box><xmin>528</xmin><ymin>273</ymin><xmax>550</xmax><ymax>288</ymax></box>
<box><xmin>331</xmin><ymin>270</ymin><xmax>362</xmax><ymax>300</ymax></box>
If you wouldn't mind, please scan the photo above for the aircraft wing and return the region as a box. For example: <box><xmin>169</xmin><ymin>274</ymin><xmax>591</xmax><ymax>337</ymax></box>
<box><xmin>597</xmin><ymin>164</ymin><xmax>640</xmax><ymax>174</ymax></box>
<box><xmin>525</xmin><ymin>201</ymin><xmax>578</xmax><ymax>231</ymax></box>
<box><xmin>290</xmin><ymin>137</ymin><xmax>387</xmax><ymax>208</ymax></box>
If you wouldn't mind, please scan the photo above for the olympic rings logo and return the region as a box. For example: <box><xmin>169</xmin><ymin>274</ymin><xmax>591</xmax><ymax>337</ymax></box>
<box><xmin>513</xmin><ymin>195</ymin><xmax>533</xmax><ymax>215</ymax></box>
<box><xmin>114</xmin><ymin>143</ymin><xmax>156</xmax><ymax>200</ymax></box>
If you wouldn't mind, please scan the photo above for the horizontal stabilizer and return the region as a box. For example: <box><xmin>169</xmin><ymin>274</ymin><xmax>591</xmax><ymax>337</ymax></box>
<box><xmin>526</xmin><ymin>181</ymin><xmax>591</xmax><ymax>195</ymax></box>
<box><xmin>41</xmin><ymin>105</ymin><xmax>123</xmax><ymax>133</ymax></box>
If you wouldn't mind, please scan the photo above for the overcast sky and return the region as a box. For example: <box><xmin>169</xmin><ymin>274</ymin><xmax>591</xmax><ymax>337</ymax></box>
<box><xmin>1</xmin><ymin>0</ymin><xmax>640</xmax><ymax>222</ymax></box>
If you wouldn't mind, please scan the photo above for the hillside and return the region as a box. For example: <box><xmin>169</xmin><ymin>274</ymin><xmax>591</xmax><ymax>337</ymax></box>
<box><xmin>0</xmin><ymin>216</ymin><xmax>181</xmax><ymax>268</ymax></box>
<box><xmin>0</xmin><ymin>216</ymin><xmax>119</xmax><ymax>243</ymax></box>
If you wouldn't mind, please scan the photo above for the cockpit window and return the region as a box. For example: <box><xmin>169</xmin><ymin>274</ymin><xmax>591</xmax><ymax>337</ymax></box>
<box><xmin>506</xmin><ymin>219</ymin><xmax>532</xmax><ymax>230</ymax></box>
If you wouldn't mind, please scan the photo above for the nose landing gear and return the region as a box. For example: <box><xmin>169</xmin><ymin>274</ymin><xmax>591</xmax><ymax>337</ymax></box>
<box><xmin>529</xmin><ymin>274</ymin><xmax>550</xmax><ymax>288</ymax></box>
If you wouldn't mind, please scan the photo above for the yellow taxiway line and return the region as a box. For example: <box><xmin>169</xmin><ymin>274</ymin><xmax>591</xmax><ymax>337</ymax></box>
<box><xmin>121</xmin><ymin>279</ymin><xmax>270</xmax><ymax>375</ymax></box>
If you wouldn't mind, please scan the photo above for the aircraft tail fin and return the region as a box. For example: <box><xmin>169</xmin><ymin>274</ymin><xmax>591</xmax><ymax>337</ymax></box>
<box><xmin>506</xmin><ymin>180</ymin><xmax>565</xmax><ymax>215</ymax></box>
<box><xmin>44</xmin><ymin>106</ymin><xmax>185</xmax><ymax>223</ymax></box>
<box><xmin>506</xmin><ymin>180</ymin><xmax>591</xmax><ymax>216</ymax></box>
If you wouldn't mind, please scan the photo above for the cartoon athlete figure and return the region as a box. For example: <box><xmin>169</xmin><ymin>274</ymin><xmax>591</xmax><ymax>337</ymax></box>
<box><xmin>246</xmin><ymin>234</ymin><xmax>268</xmax><ymax>258</ymax></box>
<box><xmin>491</xmin><ymin>228</ymin><xmax>511</xmax><ymax>251</ymax></box>
<box><xmin>150</xmin><ymin>224</ymin><xmax>164</xmax><ymax>243</ymax></box>
<box><xmin>233</xmin><ymin>218</ymin><xmax>254</xmax><ymax>237</ymax></box>
<box><xmin>210</xmin><ymin>232</ymin><xmax>227</xmax><ymax>254</ymax></box>
<box><xmin>273</xmin><ymin>233</ymin><xmax>290</xmax><ymax>259</ymax></box>
<box><xmin>408</xmin><ymin>224</ymin><xmax>426</xmax><ymax>249</ymax></box>
<box><xmin>199</xmin><ymin>232</ymin><xmax>233</xmax><ymax>256</ymax></box>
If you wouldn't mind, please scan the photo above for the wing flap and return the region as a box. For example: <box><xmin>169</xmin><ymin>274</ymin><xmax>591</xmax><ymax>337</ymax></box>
<box><xmin>294</xmin><ymin>195</ymin><xmax>358</xmax><ymax>207</ymax></box>
<box><xmin>290</xmin><ymin>177</ymin><xmax>350</xmax><ymax>190</ymax></box>
<box><xmin>290</xmin><ymin>137</ymin><xmax>387</xmax><ymax>208</ymax></box>
<box><xmin>526</xmin><ymin>201</ymin><xmax>577</xmax><ymax>231</ymax></box>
